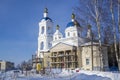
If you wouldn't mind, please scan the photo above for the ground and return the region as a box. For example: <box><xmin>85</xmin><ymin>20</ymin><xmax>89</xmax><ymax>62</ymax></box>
<box><xmin>0</xmin><ymin>69</ymin><xmax>120</xmax><ymax>80</ymax></box>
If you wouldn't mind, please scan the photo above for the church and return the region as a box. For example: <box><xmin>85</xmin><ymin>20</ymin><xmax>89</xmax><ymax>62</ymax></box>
<box><xmin>32</xmin><ymin>8</ymin><xmax>109</xmax><ymax>71</ymax></box>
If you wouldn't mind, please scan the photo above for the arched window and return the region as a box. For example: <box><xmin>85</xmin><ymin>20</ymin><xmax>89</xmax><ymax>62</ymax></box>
<box><xmin>68</xmin><ymin>32</ymin><xmax>70</xmax><ymax>36</ymax></box>
<box><xmin>41</xmin><ymin>26</ymin><xmax>44</xmax><ymax>34</ymax></box>
<box><xmin>48</xmin><ymin>27</ymin><xmax>51</xmax><ymax>34</ymax></box>
<box><xmin>55</xmin><ymin>37</ymin><xmax>57</xmax><ymax>40</ymax></box>
<box><xmin>73</xmin><ymin>33</ymin><xmax>76</xmax><ymax>37</ymax></box>
<box><xmin>40</xmin><ymin>42</ymin><xmax>44</xmax><ymax>50</ymax></box>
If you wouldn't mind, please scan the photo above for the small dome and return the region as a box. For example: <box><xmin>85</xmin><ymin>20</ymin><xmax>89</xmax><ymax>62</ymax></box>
<box><xmin>53</xmin><ymin>25</ymin><xmax>63</xmax><ymax>41</ymax></box>
<box><xmin>66</xmin><ymin>20</ymin><xmax>80</xmax><ymax>28</ymax></box>
<box><xmin>42</xmin><ymin>17</ymin><xmax>52</xmax><ymax>22</ymax></box>
<box><xmin>54</xmin><ymin>25</ymin><xmax>62</xmax><ymax>35</ymax></box>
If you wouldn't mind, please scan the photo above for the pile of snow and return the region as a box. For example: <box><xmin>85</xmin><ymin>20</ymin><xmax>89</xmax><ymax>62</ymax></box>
<box><xmin>0</xmin><ymin>69</ymin><xmax>120</xmax><ymax>80</ymax></box>
<box><xmin>57</xmin><ymin>69</ymin><xmax>112</xmax><ymax>80</ymax></box>
<box><xmin>79</xmin><ymin>70</ymin><xmax>120</xmax><ymax>80</ymax></box>
<box><xmin>58</xmin><ymin>69</ymin><xmax>73</xmax><ymax>77</ymax></box>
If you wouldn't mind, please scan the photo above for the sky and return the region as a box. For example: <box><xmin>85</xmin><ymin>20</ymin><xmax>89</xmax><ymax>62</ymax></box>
<box><xmin>0</xmin><ymin>0</ymin><xmax>79</xmax><ymax>65</ymax></box>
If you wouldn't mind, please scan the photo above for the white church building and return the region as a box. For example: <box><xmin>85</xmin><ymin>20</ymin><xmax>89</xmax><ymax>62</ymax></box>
<box><xmin>32</xmin><ymin>8</ymin><xmax>109</xmax><ymax>71</ymax></box>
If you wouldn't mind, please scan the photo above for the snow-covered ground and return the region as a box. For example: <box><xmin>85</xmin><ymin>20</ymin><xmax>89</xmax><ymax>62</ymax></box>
<box><xmin>0</xmin><ymin>69</ymin><xmax>120</xmax><ymax>80</ymax></box>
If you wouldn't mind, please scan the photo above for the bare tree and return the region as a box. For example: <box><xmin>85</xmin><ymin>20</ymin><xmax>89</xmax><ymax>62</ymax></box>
<box><xmin>118</xmin><ymin>0</ymin><xmax>120</xmax><ymax>71</ymax></box>
<box><xmin>75</xmin><ymin>0</ymin><xmax>109</xmax><ymax>71</ymax></box>
<box><xmin>75</xmin><ymin>0</ymin><xmax>120</xmax><ymax>71</ymax></box>
<box><xmin>110</xmin><ymin>0</ymin><xmax>120</xmax><ymax>71</ymax></box>
<box><xmin>102</xmin><ymin>26</ymin><xmax>114</xmax><ymax>44</ymax></box>
<box><xmin>94</xmin><ymin>0</ymin><xmax>104</xmax><ymax>71</ymax></box>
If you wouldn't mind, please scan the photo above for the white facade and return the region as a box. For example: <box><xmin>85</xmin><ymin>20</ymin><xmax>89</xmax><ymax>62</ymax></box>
<box><xmin>38</xmin><ymin>8</ymin><xmax>53</xmax><ymax>58</ymax></box>
<box><xmin>37</xmin><ymin>9</ymin><xmax>91</xmax><ymax>58</ymax></box>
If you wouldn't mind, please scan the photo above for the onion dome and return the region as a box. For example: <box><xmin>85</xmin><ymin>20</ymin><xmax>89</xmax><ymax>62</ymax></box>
<box><xmin>56</xmin><ymin>24</ymin><xmax>60</xmax><ymax>30</ymax></box>
<box><xmin>88</xmin><ymin>24</ymin><xmax>92</xmax><ymax>29</ymax></box>
<box><xmin>44</xmin><ymin>8</ymin><xmax>48</xmax><ymax>13</ymax></box>
<box><xmin>54</xmin><ymin>25</ymin><xmax>62</xmax><ymax>35</ymax></box>
<box><xmin>53</xmin><ymin>25</ymin><xmax>63</xmax><ymax>40</ymax></box>
<box><xmin>66</xmin><ymin>13</ymin><xmax>80</xmax><ymax>27</ymax></box>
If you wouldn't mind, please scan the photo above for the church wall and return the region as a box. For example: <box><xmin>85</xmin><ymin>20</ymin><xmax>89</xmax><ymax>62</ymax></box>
<box><xmin>81</xmin><ymin>45</ymin><xmax>109</xmax><ymax>71</ymax></box>
<box><xmin>77</xmin><ymin>47</ymin><xmax>83</xmax><ymax>69</ymax></box>
<box><xmin>43</xmin><ymin>52</ymin><xmax>51</xmax><ymax>68</ymax></box>
<box><xmin>81</xmin><ymin>46</ymin><xmax>93</xmax><ymax>70</ymax></box>
<box><xmin>42</xmin><ymin>44</ymin><xmax>109</xmax><ymax>71</ymax></box>
<box><xmin>101</xmin><ymin>46</ymin><xmax>109</xmax><ymax>70</ymax></box>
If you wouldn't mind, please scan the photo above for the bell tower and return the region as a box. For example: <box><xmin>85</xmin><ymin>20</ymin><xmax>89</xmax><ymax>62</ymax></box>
<box><xmin>38</xmin><ymin>8</ymin><xmax>53</xmax><ymax>58</ymax></box>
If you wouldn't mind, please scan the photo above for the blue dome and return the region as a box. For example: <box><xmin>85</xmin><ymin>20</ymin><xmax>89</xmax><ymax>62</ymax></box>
<box><xmin>42</xmin><ymin>17</ymin><xmax>52</xmax><ymax>22</ymax></box>
<box><xmin>66</xmin><ymin>21</ymin><xmax>80</xmax><ymax>28</ymax></box>
<box><xmin>66</xmin><ymin>22</ymin><xmax>75</xmax><ymax>27</ymax></box>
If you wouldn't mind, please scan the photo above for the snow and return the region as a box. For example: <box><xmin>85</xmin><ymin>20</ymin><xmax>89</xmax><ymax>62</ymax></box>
<box><xmin>0</xmin><ymin>69</ymin><xmax>120</xmax><ymax>80</ymax></box>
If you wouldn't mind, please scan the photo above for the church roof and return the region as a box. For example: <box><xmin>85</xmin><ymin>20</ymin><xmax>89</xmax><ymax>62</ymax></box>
<box><xmin>80</xmin><ymin>42</ymin><xmax>109</xmax><ymax>46</ymax></box>
<box><xmin>42</xmin><ymin>17</ymin><xmax>52</xmax><ymax>22</ymax></box>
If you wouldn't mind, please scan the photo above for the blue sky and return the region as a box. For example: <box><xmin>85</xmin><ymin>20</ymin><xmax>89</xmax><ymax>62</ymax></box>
<box><xmin>0</xmin><ymin>0</ymin><xmax>79</xmax><ymax>65</ymax></box>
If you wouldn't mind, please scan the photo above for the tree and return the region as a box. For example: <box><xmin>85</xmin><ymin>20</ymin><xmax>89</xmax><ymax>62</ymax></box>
<box><xmin>118</xmin><ymin>0</ymin><xmax>120</xmax><ymax>71</ymax></box>
<box><xmin>75</xmin><ymin>0</ymin><xmax>108</xmax><ymax>71</ymax></box>
<box><xmin>110</xmin><ymin>0</ymin><xmax>118</xmax><ymax>67</ymax></box>
<box><xmin>110</xmin><ymin>0</ymin><xmax>120</xmax><ymax>71</ymax></box>
<box><xmin>102</xmin><ymin>26</ymin><xmax>114</xmax><ymax>44</ymax></box>
<box><xmin>75</xmin><ymin>0</ymin><xmax>120</xmax><ymax>71</ymax></box>
<box><xmin>17</xmin><ymin>60</ymin><xmax>32</xmax><ymax>71</ymax></box>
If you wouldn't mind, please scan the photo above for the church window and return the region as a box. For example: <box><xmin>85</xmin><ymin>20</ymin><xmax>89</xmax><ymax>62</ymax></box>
<box><xmin>86</xmin><ymin>58</ymin><xmax>90</xmax><ymax>65</ymax></box>
<box><xmin>68</xmin><ymin>32</ymin><xmax>70</xmax><ymax>36</ymax></box>
<box><xmin>40</xmin><ymin>42</ymin><xmax>44</xmax><ymax>50</ymax></box>
<box><xmin>41</xmin><ymin>26</ymin><xmax>44</xmax><ymax>34</ymax></box>
<box><xmin>48</xmin><ymin>27</ymin><xmax>51</xmax><ymax>33</ymax></box>
<box><xmin>73</xmin><ymin>33</ymin><xmax>76</xmax><ymax>37</ymax></box>
<box><xmin>55</xmin><ymin>37</ymin><xmax>57</xmax><ymax>40</ymax></box>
